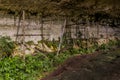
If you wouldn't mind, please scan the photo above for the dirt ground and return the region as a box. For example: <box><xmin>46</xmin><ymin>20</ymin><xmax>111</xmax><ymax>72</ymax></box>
<box><xmin>41</xmin><ymin>47</ymin><xmax>120</xmax><ymax>80</ymax></box>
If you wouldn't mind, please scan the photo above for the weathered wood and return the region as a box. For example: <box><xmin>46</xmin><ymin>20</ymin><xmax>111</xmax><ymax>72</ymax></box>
<box><xmin>57</xmin><ymin>18</ymin><xmax>66</xmax><ymax>55</ymax></box>
<box><xmin>15</xmin><ymin>13</ymin><xmax>22</xmax><ymax>41</ymax></box>
<box><xmin>22</xmin><ymin>10</ymin><xmax>26</xmax><ymax>60</ymax></box>
<box><xmin>41</xmin><ymin>16</ymin><xmax>44</xmax><ymax>41</ymax></box>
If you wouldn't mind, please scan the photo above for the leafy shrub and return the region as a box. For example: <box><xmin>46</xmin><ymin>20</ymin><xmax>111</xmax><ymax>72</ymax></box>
<box><xmin>99</xmin><ymin>44</ymin><xmax>109</xmax><ymax>51</ymax></box>
<box><xmin>53</xmin><ymin>53</ymin><xmax>71</xmax><ymax>66</ymax></box>
<box><xmin>26</xmin><ymin>41</ymin><xmax>34</xmax><ymax>45</ymax></box>
<box><xmin>108</xmin><ymin>40</ymin><xmax>117</xmax><ymax>46</ymax></box>
<box><xmin>116</xmin><ymin>39</ymin><xmax>120</xmax><ymax>47</ymax></box>
<box><xmin>0</xmin><ymin>53</ymin><xmax>52</xmax><ymax>80</ymax></box>
<box><xmin>69</xmin><ymin>48</ymin><xmax>80</xmax><ymax>55</ymax></box>
<box><xmin>44</xmin><ymin>41</ymin><xmax>59</xmax><ymax>48</ymax></box>
<box><xmin>0</xmin><ymin>52</ymin><xmax>71</xmax><ymax>80</ymax></box>
<box><xmin>0</xmin><ymin>38</ymin><xmax>119</xmax><ymax>80</ymax></box>
<box><xmin>0</xmin><ymin>36</ymin><xmax>15</xmax><ymax>58</ymax></box>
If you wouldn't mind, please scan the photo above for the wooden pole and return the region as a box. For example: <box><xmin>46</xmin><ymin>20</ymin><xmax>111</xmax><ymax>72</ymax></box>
<box><xmin>86</xmin><ymin>19</ymin><xmax>90</xmax><ymax>50</ymax></box>
<box><xmin>40</xmin><ymin>15</ymin><xmax>45</xmax><ymax>51</ymax></box>
<box><xmin>96</xmin><ymin>22</ymin><xmax>100</xmax><ymax>39</ymax></box>
<box><xmin>14</xmin><ymin>14</ymin><xmax>16</xmax><ymax>27</ymax></box>
<box><xmin>57</xmin><ymin>18</ymin><xmax>66</xmax><ymax>56</ymax></box>
<box><xmin>106</xmin><ymin>23</ymin><xmax>108</xmax><ymax>39</ymax></box>
<box><xmin>16</xmin><ymin>13</ymin><xmax>22</xmax><ymax>42</ymax></box>
<box><xmin>21</xmin><ymin>10</ymin><xmax>25</xmax><ymax>60</ymax></box>
<box><xmin>49</xmin><ymin>18</ymin><xmax>53</xmax><ymax>41</ymax></box>
<box><xmin>41</xmin><ymin>16</ymin><xmax>44</xmax><ymax>41</ymax></box>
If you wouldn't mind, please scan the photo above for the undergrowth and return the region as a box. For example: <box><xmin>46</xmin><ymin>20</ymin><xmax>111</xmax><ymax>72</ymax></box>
<box><xmin>0</xmin><ymin>36</ymin><xmax>15</xmax><ymax>58</ymax></box>
<box><xmin>0</xmin><ymin>36</ymin><xmax>120</xmax><ymax>80</ymax></box>
<box><xmin>0</xmin><ymin>52</ymin><xmax>71</xmax><ymax>80</ymax></box>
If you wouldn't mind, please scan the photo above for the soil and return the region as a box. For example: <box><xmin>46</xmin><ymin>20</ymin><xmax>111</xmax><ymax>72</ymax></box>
<box><xmin>41</xmin><ymin>47</ymin><xmax>120</xmax><ymax>80</ymax></box>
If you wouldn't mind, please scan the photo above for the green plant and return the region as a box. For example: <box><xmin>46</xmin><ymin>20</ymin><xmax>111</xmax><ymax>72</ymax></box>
<box><xmin>26</xmin><ymin>41</ymin><xmax>34</xmax><ymax>45</ymax></box>
<box><xmin>69</xmin><ymin>48</ymin><xmax>80</xmax><ymax>55</ymax></box>
<box><xmin>45</xmin><ymin>41</ymin><xmax>59</xmax><ymax>48</ymax></box>
<box><xmin>0</xmin><ymin>53</ymin><xmax>53</xmax><ymax>80</ymax></box>
<box><xmin>1</xmin><ymin>38</ymin><xmax>119</xmax><ymax>80</ymax></box>
<box><xmin>0</xmin><ymin>36</ymin><xmax>15</xmax><ymax>58</ymax></box>
<box><xmin>116</xmin><ymin>39</ymin><xmax>120</xmax><ymax>47</ymax></box>
<box><xmin>53</xmin><ymin>53</ymin><xmax>71</xmax><ymax>66</ymax></box>
<box><xmin>99</xmin><ymin>44</ymin><xmax>109</xmax><ymax>51</ymax></box>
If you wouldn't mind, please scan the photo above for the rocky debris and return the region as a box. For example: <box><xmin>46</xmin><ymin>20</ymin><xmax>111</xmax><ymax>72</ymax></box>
<box><xmin>12</xmin><ymin>36</ymin><xmax>119</xmax><ymax>57</ymax></box>
<box><xmin>96</xmin><ymin>38</ymin><xmax>109</xmax><ymax>45</ymax></box>
<box><xmin>96</xmin><ymin>36</ymin><xmax>119</xmax><ymax>46</ymax></box>
<box><xmin>12</xmin><ymin>42</ymin><xmax>57</xmax><ymax>57</ymax></box>
<box><xmin>36</xmin><ymin>43</ymin><xmax>55</xmax><ymax>52</ymax></box>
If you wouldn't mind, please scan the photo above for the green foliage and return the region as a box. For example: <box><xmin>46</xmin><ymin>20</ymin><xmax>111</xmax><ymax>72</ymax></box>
<box><xmin>0</xmin><ymin>37</ymin><xmax>119</xmax><ymax>80</ymax></box>
<box><xmin>44</xmin><ymin>41</ymin><xmax>59</xmax><ymax>48</ymax></box>
<box><xmin>0</xmin><ymin>36</ymin><xmax>15</xmax><ymax>58</ymax></box>
<box><xmin>0</xmin><ymin>52</ymin><xmax>71</xmax><ymax>80</ymax></box>
<box><xmin>108</xmin><ymin>40</ymin><xmax>117</xmax><ymax>46</ymax></box>
<box><xmin>99</xmin><ymin>44</ymin><xmax>109</xmax><ymax>51</ymax></box>
<box><xmin>53</xmin><ymin>53</ymin><xmax>71</xmax><ymax>66</ymax></box>
<box><xmin>0</xmin><ymin>54</ymin><xmax>50</xmax><ymax>80</ymax></box>
<box><xmin>69</xmin><ymin>48</ymin><xmax>80</xmax><ymax>55</ymax></box>
<box><xmin>79</xmin><ymin>48</ymin><xmax>95</xmax><ymax>54</ymax></box>
<box><xmin>98</xmin><ymin>40</ymin><xmax>120</xmax><ymax>51</ymax></box>
<box><xmin>116</xmin><ymin>39</ymin><xmax>120</xmax><ymax>47</ymax></box>
<box><xmin>26</xmin><ymin>41</ymin><xmax>34</xmax><ymax>45</ymax></box>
